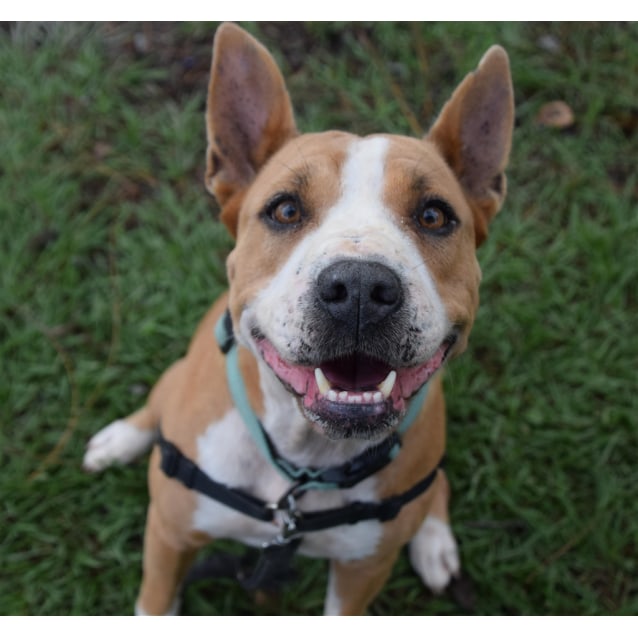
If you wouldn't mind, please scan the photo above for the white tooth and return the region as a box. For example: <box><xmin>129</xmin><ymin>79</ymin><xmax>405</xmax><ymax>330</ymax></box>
<box><xmin>349</xmin><ymin>395</ymin><xmax>362</xmax><ymax>404</ymax></box>
<box><xmin>373</xmin><ymin>391</ymin><xmax>383</xmax><ymax>403</ymax></box>
<box><xmin>328</xmin><ymin>390</ymin><xmax>338</xmax><ymax>402</ymax></box>
<box><xmin>363</xmin><ymin>392</ymin><xmax>373</xmax><ymax>403</ymax></box>
<box><xmin>377</xmin><ymin>370</ymin><xmax>397</xmax><ymax>399</ymax></box>
<box><xmin>315</xmin><ymin>368</ymin><xmax>331</xmax><ymax>396</ymax></box>
<box><xmin>339</xmin><ymin>391</ymin><xmax>349</xmax><ymax>402</ymax></box>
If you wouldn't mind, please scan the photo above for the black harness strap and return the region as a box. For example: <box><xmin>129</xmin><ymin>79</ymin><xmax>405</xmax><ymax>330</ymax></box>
<box><xmin>293</xmin><ymin>456</ymin><xmax>445</xmax><ymax>533</ymax></box>
<box><xmin>239</xmin><ymin>537</ymin><xmax>302</xmax><ymax>591</ymax></box>
<box><xmin>158</xmin><ymin>432</ymin><xmax>444</xmax><ymax>534</ymax></box>
<box><xmin>158</xmin><ymin>434</ymin><xmax>273</xmax><ymax>522</ymax></box>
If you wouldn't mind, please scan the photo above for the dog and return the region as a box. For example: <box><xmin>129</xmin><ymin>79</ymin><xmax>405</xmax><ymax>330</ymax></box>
<box><xmin>83</xmin><ymin>23</ymin><xmax>514</xmax><ymax>615</ymax></box>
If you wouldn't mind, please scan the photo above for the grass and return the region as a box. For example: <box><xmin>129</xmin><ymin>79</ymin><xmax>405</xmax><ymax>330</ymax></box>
<box><xmin>1</xmin><ymin>21</ymin><xmax>637</xmax><ymax>615</ymax></box>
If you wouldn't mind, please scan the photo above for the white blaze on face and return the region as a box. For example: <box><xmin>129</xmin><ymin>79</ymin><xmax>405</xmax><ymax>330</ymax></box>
<box><xmin>330</xmin><ymin>135</ymin><xmax>393</xmax><ymax>244</ymax></box>
<box><xmin>243</xmin><ymin>135</ymin><xmax>450</xmax><ymax>365</ymax></box>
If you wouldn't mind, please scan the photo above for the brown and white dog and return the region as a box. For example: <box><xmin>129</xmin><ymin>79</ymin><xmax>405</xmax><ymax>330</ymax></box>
<box><xmin>83</xmin><ymin>23</ymin><xmax>514</xmax><ymax>615</ymax></box>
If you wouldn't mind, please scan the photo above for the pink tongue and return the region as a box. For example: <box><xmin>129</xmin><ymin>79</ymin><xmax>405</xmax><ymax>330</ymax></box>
<box><xmin>321</xmin><ymin>354</ymin><xmax>392</xmax><ymax>391</ymax></box>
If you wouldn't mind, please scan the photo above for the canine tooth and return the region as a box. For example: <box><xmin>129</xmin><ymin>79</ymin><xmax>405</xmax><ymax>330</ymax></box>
<box><xmin>377</xmin><ymin>370</ymin><xmax>397</xmax><ymax>399</ymax></box>
<box><xmin>314</xmin><ymin>368</ymin><xmax>331</xmax><ymax>396</ymax></box>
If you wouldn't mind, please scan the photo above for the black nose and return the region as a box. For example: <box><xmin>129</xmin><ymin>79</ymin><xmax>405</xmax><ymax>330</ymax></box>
<box><xmin>316</xmin><ymin>260</ymin><xmax>403</xmax><ymax>330</ymax></box>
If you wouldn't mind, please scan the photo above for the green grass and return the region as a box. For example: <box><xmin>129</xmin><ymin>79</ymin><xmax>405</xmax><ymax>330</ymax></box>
<box><xmin>1</xmin><ymin>22</ymin><xmax>637</xmax><ymax>615</ymax></box>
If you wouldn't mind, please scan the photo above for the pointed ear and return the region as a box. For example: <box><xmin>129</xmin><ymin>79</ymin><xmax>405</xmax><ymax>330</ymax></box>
<box><xmin>205</xmin><ymin>23</ymin><xmax>298</xmax><ymax>236</ymax></box>
<box><xmin>427</xmin><ymin>46</ymin><xmax>514</xmax><ymax>246</ymax></box>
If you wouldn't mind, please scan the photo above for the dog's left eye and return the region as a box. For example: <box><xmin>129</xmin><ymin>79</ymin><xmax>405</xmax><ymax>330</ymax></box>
<box><xmin>264</xmin><ymin>195</ymin><xmax>303</xmax><ymax>228</ymax></box>
<box><xmin>414</xmin><ymin>199</ymin><xmax>457</xmax><ymax>235</ymax></box>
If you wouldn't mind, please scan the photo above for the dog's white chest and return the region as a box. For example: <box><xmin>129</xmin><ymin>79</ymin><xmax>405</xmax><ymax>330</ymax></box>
<box><xmin>191</xmin><ymin>409</ymin><xmax>383</xmax><ymax>562</ymax></box>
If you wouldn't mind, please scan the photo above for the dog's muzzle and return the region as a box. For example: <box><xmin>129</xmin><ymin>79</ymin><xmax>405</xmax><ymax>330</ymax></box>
<box><xmin>254</xmin><ymin>259</ymin><xmax>454</xmax><ymax>439</ymax></box>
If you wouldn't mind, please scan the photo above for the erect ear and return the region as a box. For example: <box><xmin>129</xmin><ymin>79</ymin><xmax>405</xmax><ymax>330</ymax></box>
<box><xmin>427</xmin><ymin>46</ymin><xmax>514</xmax><ymax>246</ymax></box>
<box><xmin>205</xmin><ymin>23</ymin><xmax>298</xmax><ymax>236</ymax></box>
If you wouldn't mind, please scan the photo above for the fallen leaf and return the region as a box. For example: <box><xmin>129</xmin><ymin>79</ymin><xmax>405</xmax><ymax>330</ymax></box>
<box><xmin>536</xmin><ymin>100</ymin><xmax>575</xmax><ymax>129</ymax></box>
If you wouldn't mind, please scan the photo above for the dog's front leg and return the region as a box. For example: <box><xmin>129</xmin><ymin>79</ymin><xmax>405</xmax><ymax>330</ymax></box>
<box><xmin>83</xmin><ymin>359</ymin><xmax>187</xmax><ymax>472</ymax></box>
<box><xmin>408</xmin><ymin>470</ymin><xmax>460</xmax><ymax>593</ymax></box>
<box><xmin>135</xmin><ymin>503</ymin><xmax>198</xmax><ymax>616</ymax></box>
<box><xmin>324</xmin><ymin>549</ymin><xmax>400</xmax><ymax>615</ymax></box>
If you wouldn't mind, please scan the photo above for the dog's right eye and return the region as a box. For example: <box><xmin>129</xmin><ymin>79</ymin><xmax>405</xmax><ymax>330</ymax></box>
<box><xmin>413</xmin><ymin>198</ymin><xmax>458</xmax><ymax>237</ymax></box>
<box><xmin>263</xmin><ymin>195</ymin><xmax>304</xmax><ymax>229</ymax></box>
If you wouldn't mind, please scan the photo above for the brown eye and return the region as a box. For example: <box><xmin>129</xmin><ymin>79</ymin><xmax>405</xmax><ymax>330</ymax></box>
<box><xmin>262</xmin><ymin>194</ymin><xmax>304</xmax><ymax>230</ymax></box>
<box><xmin>272</xmin><ymin>199</ymin><xmax>301</xmax><ymax>225</ymax></box>
<box><xmin>414</xmin><ymin>199</ymin><xmax>457</xmax><ymax>236</ymax></box>
<box><xmin>417</xmin><ymin>206</ymin><xmax>445</xmax><ymax>230</ymax></box>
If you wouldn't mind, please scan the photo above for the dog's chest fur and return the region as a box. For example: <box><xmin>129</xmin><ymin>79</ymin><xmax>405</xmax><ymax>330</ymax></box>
<box><xmin>191</xmin><ymin>360</ymin><xmax>383</xmax><ymax>562</ymax></box>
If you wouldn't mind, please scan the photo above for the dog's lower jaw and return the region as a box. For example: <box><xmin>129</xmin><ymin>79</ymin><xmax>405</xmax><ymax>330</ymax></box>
<box><xmin>303</xmin><ymin>402</ymin><xmax>400</xmax><ymax>441</ymax></box>
<box><xmin>256</xmin><ymin>358</ymin><xmax>385</xmax><ymax>465</ymax></box>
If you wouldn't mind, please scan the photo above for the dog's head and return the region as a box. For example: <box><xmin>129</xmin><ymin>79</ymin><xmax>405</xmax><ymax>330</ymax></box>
<box><xmin>205</xmin><ymin>23</ymin><xmax>514</xmax><ymax>440</ymax></box>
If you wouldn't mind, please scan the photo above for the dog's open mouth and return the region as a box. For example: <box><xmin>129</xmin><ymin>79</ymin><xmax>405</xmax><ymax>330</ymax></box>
<box><xmin>256</xmin><ymin>336</ymin><xmax>455</xmax><ymax>438</ymax></box>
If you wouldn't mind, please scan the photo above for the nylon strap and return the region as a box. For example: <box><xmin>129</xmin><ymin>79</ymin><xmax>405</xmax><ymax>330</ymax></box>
<box><xmin>158</xmin><ymin>432</ymin><xmax>445</xmax><ymax>534</ymax></box>
<box><xmin>158</xmin><ymin>433</ymin><xmax>273</xmax><ymax>522</ymax></box>
<box><xmin>239</xmin><ymin>538</ymin><xmax>302</xmax><ymax>591</ymax></box>
<box><xmin>292</xmin><ymin>455</ymin><xmax>445</xmax><ymax>533</ymax></box>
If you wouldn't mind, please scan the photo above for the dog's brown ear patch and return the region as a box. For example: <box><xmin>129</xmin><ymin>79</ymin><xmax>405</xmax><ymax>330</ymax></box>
<box><xmin>206</xmin><ymin>23</ymin><xmax>298</xmax><ymax>235</ymax></box>
<box><xmin>427</xmin><ymin>46</ymin><xmax>514</xmax><ymax>246</ymax></box>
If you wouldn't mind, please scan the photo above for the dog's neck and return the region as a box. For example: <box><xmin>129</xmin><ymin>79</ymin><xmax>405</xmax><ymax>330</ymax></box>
<box><xmin>255</xmin><ymin>358</ymin><xmax>379</xmax><ymax>470</ymax></box>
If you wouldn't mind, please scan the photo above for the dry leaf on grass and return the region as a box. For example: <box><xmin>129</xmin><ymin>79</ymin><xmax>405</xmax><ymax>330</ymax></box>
<box><xmin>536</xmin><ymin>100</ymin><xmax>575</xmax><ymax>129</ymax></box>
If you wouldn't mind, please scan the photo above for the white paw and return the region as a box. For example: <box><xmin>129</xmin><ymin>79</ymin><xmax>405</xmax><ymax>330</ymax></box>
<box><xmin>408</xmin><ymin>516</ymin><xmax>460</xmax><ymax>593</ymax></box>
<box><xmin>135</xmin><ymin>596</ymin><xmax>181</xmax><ymax>616</ymax></box>
<box><xmin>83</xmin><ymin>420</ymin><xmax>156</xmax><ymax>472</ymax></box>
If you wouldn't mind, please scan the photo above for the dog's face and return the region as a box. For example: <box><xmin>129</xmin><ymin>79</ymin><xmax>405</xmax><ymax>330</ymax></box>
<box><xmin>227</xmin><ymin>132</ymin><xmax>480</xmax><ymax>439</ymax></box>
<box><xmin>205</xmin><ymin>24</ymin><xmax>513</xmax><ymax>440</ymax></box>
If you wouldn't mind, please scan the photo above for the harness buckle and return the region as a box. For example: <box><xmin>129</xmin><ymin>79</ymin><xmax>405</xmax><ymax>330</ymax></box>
<box><xmin>265</xmin><ymin>490</ymin><xmax>302</xmax><ymax>544</ymax></box>
<box><xmin>279</xmin><ymin>494</ymin><xmax>300</xmax><ymax>541</ymax></box>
